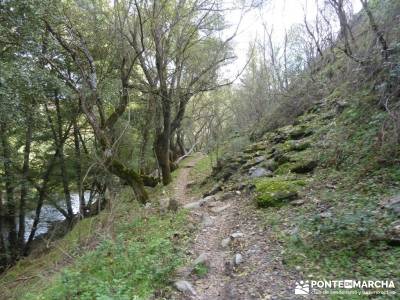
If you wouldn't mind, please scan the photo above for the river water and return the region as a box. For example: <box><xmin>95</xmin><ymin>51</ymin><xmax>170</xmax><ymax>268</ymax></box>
<box><xmin>1</xmin><ymin>192</ymin><xmax>91</xmax><ymax>241</ymax></box>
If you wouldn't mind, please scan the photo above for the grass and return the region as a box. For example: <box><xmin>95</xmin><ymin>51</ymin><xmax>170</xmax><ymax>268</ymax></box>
<box><xmin>193</xmin><ymin>262</ymin><xmax>208</xmax><ymax>278</ymax></box>
<box><xmin>25</xmin><ymin>207</ymin><xmax>189</xmax><ymax>299</ymax></box>
<box><xmin>0</xmin><ymin>209</ymin><xmax>110</xmax><ymax>300</ymax></box>
<box><xmin>0</xmin><ymin>153</ymin><xmax>211</xmax><ymax>300</ymax></box>
<box><xmin>187</xmin><ymin>153</ymin><xmax>216</xmax><ymax>197</ymax></box>
<box><xmin>1</xmin><ymin>189</ymin><xmax>190</xmax><ymax>300</ymax></box>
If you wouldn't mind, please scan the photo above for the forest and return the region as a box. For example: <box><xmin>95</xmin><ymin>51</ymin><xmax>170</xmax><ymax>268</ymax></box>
<box><xmin>0</xmin><ymin>0</ymin><xmax>399</xmax><ymax>299</ymax></box>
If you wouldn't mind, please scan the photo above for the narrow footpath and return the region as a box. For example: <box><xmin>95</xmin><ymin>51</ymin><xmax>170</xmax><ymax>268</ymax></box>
<box><xmin>170</xmin><ymin>154</ymin><xmax>315</xmax><ymax>300</ymax></box>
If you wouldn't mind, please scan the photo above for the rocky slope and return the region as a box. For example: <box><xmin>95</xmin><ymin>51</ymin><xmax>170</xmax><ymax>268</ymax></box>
<box><xmin>175</xmin><ymin>94</ymin><xmax>400</xmax><ymax>299</ymax></box>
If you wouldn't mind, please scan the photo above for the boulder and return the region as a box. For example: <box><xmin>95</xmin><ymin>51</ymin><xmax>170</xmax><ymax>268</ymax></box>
<box><xmin>272</xmin><ymin>152</ymin><xmax>291</xmax><ymax>165</ymax></box>
<box><xmin>193</xmin><ymin>253</ymin><xmax>209</xmax><ymax>266</ymax></box>
<box><xmin>287</xmin><ymin>140</ymin><xmax>311</xmax><ymax>151</ymax></box>
<box><xmin>381</xmin><ymin>195</ymin><xmax>400</xmax><ymax>216</ymax></box>
<box><xmin>221</xmin><ymin>237</ymin><xmax>231</xmax><ymax>248</ymax></box>
<box><xmin>184</xmin><ymin>195</ymin><xmax>215</xmax><ymax>209</ymax></box>
<box><xmin>174</xmin><ymin>280</ymin><xmax>197</xmax><ymax>296</ymax></box>
<box><xmin>210</xmin><ymin>204</ymin><xmax>230</xmax><ymax>213</ymax></box>
<box><xmin>242</xmin><ymin>156</ymin><xmax>266</xmax><ymax>170</ymax></box>
<box><xmin>186</xmin><ymin>180</ymin><xmax>196</xmax><ymax>188</ymax></box>
<box><xmin>243</xmin><ymin>142</ymin><xmax>267</xmax><ymax>153</ymax></box>
<box><xmin>275</xmin><ymin>159</ymin><xmax>317</xmax><ymax>175</ymax></box>
<box><xmin>289</xmin><ymin>126</ymin><xmax>313</xmax><ymax>140</ymax></box>
<box><xmin>275</xmin><ymin>124</ymin><xmax>313</xmax><ymax>141</ymax></box>
<box><xmin>262</xmin><ymin>159</ymin><xmax>279</xmax><ymax>171</ymax></box>
<box><xmin>291</xmin><ymin>160</ymin><xmax>318</xmax><ymax>173</ymax></box>
<box><xmin>219</xmin><ymin>191</ymin><xmax>237</xmax><ymax>201</ymax></box>
<box><xmin>230</xmin><ymin>231</ymin><xmax>245</xmax><ymax>239</ymax></box>
<box><xmin>183</xmin><ymin>201</ymin><xmax>202</xmax><ymax>209</ymax></box>
<box><xmin>201</xmin><ymin>214</ymin><xmax>214</xmax><ymax>226</ymax></box>
<box><xmin>291</xmin><ymin>199</ymin><xmax>305</xmax><ymax>206</ymax></box>
<box><xmin>254</xmin><ymin>177</ymin><xmax>306</xmax><ymax>208</ymax></box>
<box><xmin>233</xmin><ymin>253</ymin><xmax>244</xmax><ymax>266</ymax></box>
<box><xmin>249</xmin><ymin>167</ymin><xmax>272</xmax><ymax>178</ymax></box>
<box><xmin>159</xmin><ymin>197</ymin><xmax>174</xmax><ymax>211</ymax></box>
<box><xmin>319</xmin><ymin>211</ymin><xmax>333</xmax><ymax>218</ymax></box>
<box><xmin>204</xmin><ymin>183</ymin><xmax>223</xmax><ymax>197</ymax></box>
<box><xmin>386</xmin><ymin>220</ymin><xmax>400</xmax><ymax>246</ymax></box>
<box><xmin>335</xmin><ymin>100</ymin><xmax>349</xmax><ymax>114</ymax></box>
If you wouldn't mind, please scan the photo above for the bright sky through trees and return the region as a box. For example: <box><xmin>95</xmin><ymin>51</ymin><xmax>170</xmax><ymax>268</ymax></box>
<box><xmin>224</xmin><ymin>0</ymin><xmax>363</xmax><ymax>79</ymax></box>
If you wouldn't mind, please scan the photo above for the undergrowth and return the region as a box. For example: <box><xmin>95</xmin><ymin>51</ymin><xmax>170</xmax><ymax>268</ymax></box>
<box><xmin>23</xmin><ymin>205</ymin><xmax>189</xmax><ymax>299</ymax></box>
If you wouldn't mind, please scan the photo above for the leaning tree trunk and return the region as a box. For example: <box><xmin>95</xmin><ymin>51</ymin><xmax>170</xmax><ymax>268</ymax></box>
<box><xmin>24</xmin><ymin>121</ymin><xmax>72</xmax><ymax>255</ymax></box>
<box><xmin>24</xmin><ymin>154</ymin><xmax>57</xmax><ymax>255</ymax></box>
<box><xmin>360</xmin><ymin>0</ymin><xmax>388</xmax><ymax>60</ymax></box>
<box><xmin>107</xmin><ymin>158</ymin><xmax>148</xmax><ymax>203</ymax></box>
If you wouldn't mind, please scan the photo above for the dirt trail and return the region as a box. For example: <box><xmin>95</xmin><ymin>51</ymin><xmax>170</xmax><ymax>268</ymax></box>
<box><xmin>173</xmin><ymin>154</ymin><xmax>203</xmax><ymax>205</ymax></box>
<box><xmin>171</xmin><ymin>154</ymin><xmax>314</xmax><ymax>300</ymax></box>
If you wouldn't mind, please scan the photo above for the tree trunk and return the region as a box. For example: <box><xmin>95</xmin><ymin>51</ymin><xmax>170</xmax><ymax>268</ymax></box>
<box><xmin>24</xmin><ymin>121</ymin><xmax>72</xmax><ymax>254</ymax></box>
<box><xmin>24</xmin><ymin>154</ymin><xmax>57</xmax><ymax>255</ymax></box>
<box><xmin>18</xmin><ymin>114</ymin><xmax>33</xmax><ymax>255</ymax></box>
<box><xmin>176</xmin><ymin>130</ymin><xmax>186</xmax><ymax>157</ymax></box>
<box><xmin>154</xmin><ymin>132</ymin><xmax>172</xmax><ymax>185</ymax></box>
<box><xmin>73</xmin><ymin>119</ymin><xmax>85</xmax><ymax>216</ymax></box>
<box><xmin>55</xmin><ymin>97</ymin><xmax>73</xmax><ymax>221</ymax></box>
<box><xmin>0</xmin><ymin>192</ymin><xmax>7</xmax><ymax>271</ymax></box>
<box><xmin>107</xmin><ymin>158</ymin><xmax>148</xmax><ymax>203</ymax></box>
<box><xmin>138</xmin><ymin>97</ymin><xmax>155</xmax><ymax>173</ymax></box>
<box><xmin>0</xmin><ymin>123</ymin><xmax>17</xmax><ymax>262</ymax></box>
<box><xmin>360</xmin><ymin>0</ymin><xmax>388</xmax><ymax>60</ymax></box>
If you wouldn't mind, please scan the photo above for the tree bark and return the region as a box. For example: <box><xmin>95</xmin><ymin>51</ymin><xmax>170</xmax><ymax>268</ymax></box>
<box><xmin>138</xmin><ymin>96</ymin><xmax>155</xmax><ymax>174</ymax></box>
<box><xmin>0</xmin><ymin>192</ymin><xmax>7</xmax><ymax>271</ymax></box>
<box><xmin>176</xmin><ymin>129</ymin><xmax>186</xmax><ymax>157</ymax></box>
<box><xmin>24</xmin><ymin>153</ymin><xmax>58</xmax><ymax>254</ymax></box>
<box><xmin>54</xmin><ymin>97</ymin><xmax>73</xmax><ymax>221</ymax></box>
<box><xmin>73</xmin><ymin>118</ymin><xmax>85</xmax><ymax>216</ymax></box>
<box><xmin>18</xmin><ymin>113</ymin><xmax>33</xmax><ymax>255</ymax></box>
<box><xmin>0</xmin><ymin>122</ymin><xmax>17</xmax><ymax>261</ymax></box>
<box><xmin>154</xmin><ymin>131</ymin><xmax>172</xmax><ymax>185</ymax></box>
<box><xmin>360</xmin><ymin>0</ymin><xmax>388</xmax><ymax>60</ymax></box>
<box><xmin>107</xmin><ymin>158</ymin><xmax>148</xmax><ymax>203</ymax></box>
<box><xmin>45</xmin><ymin>21</ymin><xmax>148</xmax><ymax>204</ymax></box>
<box><xmin>24</xmin><ymin>122</ymin><xmax>73</xmax><ymax>254</ymax></box>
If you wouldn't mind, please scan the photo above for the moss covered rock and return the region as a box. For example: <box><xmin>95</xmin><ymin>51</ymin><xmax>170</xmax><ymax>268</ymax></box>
<box><xmin>243</xmin><ymin>142</ymin><xmax>268</xmax><ymax>153</ymax></box>
<box><xmin>272</xmin><ymin>151</ymin><xmax>292</xmax><ymax>165</ymax></box>
<box><xmin>286</xmin><ymin>140</ymin><xmax>311</xmax><ymax>151</ymax></box>
<box><xmin>288</xmin><ymin>125</ymin><xmax>313</xmax><ymax>140</ymax></box>
<box><xmin>272</xmin><ymin>139</ymin><xmax>311</xmax><ymax>154</ymax></box>
<box><xmin>241</xmin><ymin>155</ymin><xmax>266</xmax><ymax>170</ymax></box>
<box><xmin>261</xmin><ymin>158</ymin><xmax>280</xmax><ymax>171</ymax></box>
<box><xmin>254</xmin><ymin>177</ymin><xmax>306</xmax><ymax>207</ymax></box>
<box><xmin>275</xmin><ymin>159</ymin><xmax>317</xmax><ymax>175</ymax></box>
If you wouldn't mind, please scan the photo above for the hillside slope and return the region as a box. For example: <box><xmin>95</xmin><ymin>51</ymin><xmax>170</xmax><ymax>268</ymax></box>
<box><xmin>196</xmin><ymin>80</ymin><xmax>400</xmax><ymax>298</ymax></box>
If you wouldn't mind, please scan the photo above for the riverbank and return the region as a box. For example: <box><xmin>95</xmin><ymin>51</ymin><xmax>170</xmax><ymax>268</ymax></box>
<box><xmin>0</xmin><ymin>155</ymin><xmax>205</xmax><ymax>299</ymax></box>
